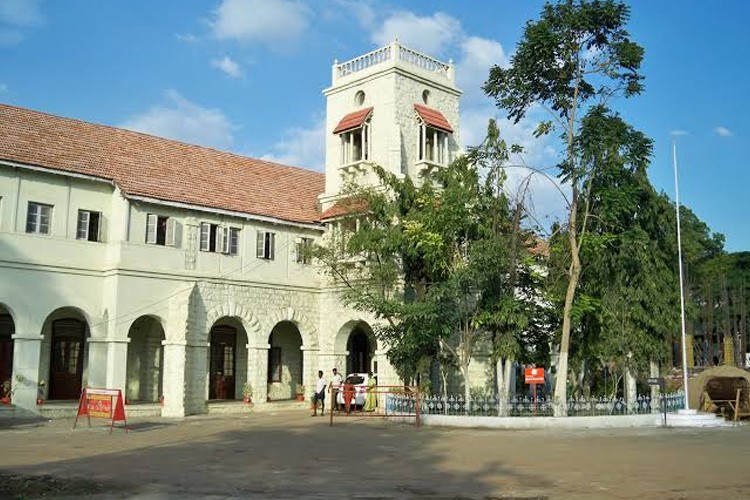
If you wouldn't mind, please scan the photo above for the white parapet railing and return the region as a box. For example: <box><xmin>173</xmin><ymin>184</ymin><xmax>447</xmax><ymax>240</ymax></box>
<box><xmin>336</xmin><ymin>45</ymin><xmax>393</xmax><ymax>79</ymax></box>
<box><xmin>333</xmin><ymin>42</ymin><xmax>454</xmax><ymax>84</ymax></box>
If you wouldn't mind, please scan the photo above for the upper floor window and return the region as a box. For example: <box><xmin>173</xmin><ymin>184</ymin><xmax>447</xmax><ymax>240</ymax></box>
<box><xmin>414</xmin><ymin>104</ymin><xmax>453</xmax><ymax>166</ymax></box>
<box><xmin>333</xmin><ymin>107</ymin><xmax>373</xmax><ymax>166</ymax></box>
<box><xmin>26</xmin><ymin>202</ymin><xmax>52</xmax><ymax>235</ymax></box>
<box><xmin>76</xmin><ymin>210</ymin><xmax>101</xmax><ymax>242</ymax></box>
<box><xmin>418</xmin><ymin>124</ymin><xmax>450</xmax><ymax>165</ymax></box>
<box><xmin>145</xmin><ymin>214</ymin><xmax>176</xmax><ymax>246</ymax></box>
<box><xmin>293</xmin><ymin>237</ymin><xmax>314</xmax><ymax>264</ymax></box>
<box><xmin>340</xmin><ymin>121</ymin><xmax>370</xmax><ymax>165</ymax></box>
<box><xmin>200</xmin><ymin>223</ymin><xmax>240</xmax><ymax>255</ymax></box>
<box><xmin>256</xmin><ymin>231</ymin><xmax>275</xmax><ymax>260</ymax></box>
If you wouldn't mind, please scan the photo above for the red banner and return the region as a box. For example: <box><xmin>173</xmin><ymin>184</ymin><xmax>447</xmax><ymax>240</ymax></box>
<box><xmin>75</xmin><ymin>388</ymin><xmax>128</xmax><ymax>433</ymax></box>
<box><xmin>524</xmin><ymin>367</ymin><xmax>545</xmax><ymax>385</ymax></box>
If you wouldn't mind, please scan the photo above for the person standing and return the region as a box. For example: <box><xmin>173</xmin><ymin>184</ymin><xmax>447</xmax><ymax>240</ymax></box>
<box><xmin>364</xmin><ymin>371</ymin><xmax>377</xmax><ymax>412</ymax></box>
<box><xmin>330</xmin><ymin>367</ymin><xmax>343</xmax><ymax>411</ymax></box>
<box><xmin>311</xmin><ymin>370</ymin><xmax>327</xmax><ymax>416</ymax></box>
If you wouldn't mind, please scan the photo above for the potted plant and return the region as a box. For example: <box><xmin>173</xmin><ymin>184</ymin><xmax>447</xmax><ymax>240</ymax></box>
<box><xmin>296</xmin><ymin>383</ymin><xmax>305</xmax><ymax>401</ymax></box>
<box><xmin>1</xmin><ymin>379</ymin><xmax>13</xmax><ymax>405</ymax></box>
<box><xmin>36</xmin><ymin>380</ymin><xmax>46</xmax><ymax>405</ymax></box>
<box><xmin>242</xmin><ymin>383</ymin><xmax>253</xmax><ymax>404</ymax></box>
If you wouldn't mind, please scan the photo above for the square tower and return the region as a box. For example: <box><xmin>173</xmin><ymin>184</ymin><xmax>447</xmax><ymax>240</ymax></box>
<box><xmin>319</xmin><ymin>41</ymin><xmax>462</xmax><ymax>211</ymax></box>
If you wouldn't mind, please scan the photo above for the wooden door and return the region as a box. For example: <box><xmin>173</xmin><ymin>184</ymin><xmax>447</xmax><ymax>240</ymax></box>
<box><xmin>49</xmin><ymin>319</ymin><xmax>85</xmax><ymax>400</ymax></box>
<box><xmin>209</xmin><ymin>326</ymin><xmax>236</xmax><ymax>400</ymax></box>
<box><xmin>0</xmin><ymin>314</ymin><xmax>14</xmax><ymax>384</ymax></box>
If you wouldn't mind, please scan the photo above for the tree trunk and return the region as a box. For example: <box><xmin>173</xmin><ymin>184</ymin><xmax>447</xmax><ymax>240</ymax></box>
<box><xmin>553</xmin><ymin>223</ymin><xmax>581</xmax><ymax>416</ymax></box>
<box><xmin>495</xmin><ymin>357</ymin><xmax>511</xmax><ymax>416</ymax></box>
<box><xmin>624</xmin><ymin>363</ymin><xmax>637</xmax><ymax>414</ymax></box>
<box><xmin>649</xmin><ymin>360</ymin><xmax>660</xmax><ymax>414</ymax></box>
<box><xmin>461</xmin><ymin>363</ymin><xmax>471</xmax><ymax>414</ymax></box>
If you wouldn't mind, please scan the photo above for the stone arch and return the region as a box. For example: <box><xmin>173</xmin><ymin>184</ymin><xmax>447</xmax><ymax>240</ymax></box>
<box><xmin>126</xmin><ymin>315</ymin><xmax>166</xmax><ymax>403</ymax></box>
<box><xmin>41</xmin><ymin>306</ymin><xmax>91</xmax><ymax>400</ymax></box>
<box><xmin>204</xmin><ymin>302</ymin><xmax>262</xmax><ymax>346</ymax></box>
<box><xmin>334</xmin><ymin>320</ymin><xmax>378</xmax><ymax>375</ymax></box>
<box><xmin>0</xmin><ymin>302</ymin><xmax>16</xmax><ymax>386</ymax></box>
<box><xmin>207</xmin><ymin>316</ymin><xmax>250</xmax><ymax>401</ymax></box>
<box><xmin>267</xmin><ymin>307</ymin><xmax>317</xmax><ymax>348</ymax></box>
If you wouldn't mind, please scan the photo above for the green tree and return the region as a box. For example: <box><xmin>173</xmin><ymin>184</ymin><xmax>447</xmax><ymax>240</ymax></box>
<box><xmin>314</xmin><ymin>125</ymin><xmax>535</xmax><ymax>406</ymax></box>
<box><xmin>484</xmin><ymin>0</ymin><xmax>646</xmax><ymax>414</ymax></box>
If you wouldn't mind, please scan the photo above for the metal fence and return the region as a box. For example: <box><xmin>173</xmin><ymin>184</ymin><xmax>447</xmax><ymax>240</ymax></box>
<box><xmin>386</xmin><ymin>392</ymin><xmax>685</xmax><ymax>417</ymax></box>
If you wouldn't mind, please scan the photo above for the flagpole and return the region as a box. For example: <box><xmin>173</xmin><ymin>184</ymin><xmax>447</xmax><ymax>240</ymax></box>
<box><xmin>673</xmin><ymin>140</ymin><xmax>690</xmax><ymax>410</ymax></box>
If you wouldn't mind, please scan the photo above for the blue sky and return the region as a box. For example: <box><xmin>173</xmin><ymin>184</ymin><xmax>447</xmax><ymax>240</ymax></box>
<box><xmin>1</xmin><ymin>0</ymin><xmax>748</xmax><ymax>251</ymax></box>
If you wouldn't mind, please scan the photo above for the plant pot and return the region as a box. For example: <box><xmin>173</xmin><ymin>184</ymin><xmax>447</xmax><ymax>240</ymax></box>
<box><xmin>36</xmin><ymin>398</ymin><xmax>45</xmax><ymax>405</ymax></box>
<box><xmin>1</xmin><ymin>397</ymin><xmax>10</xmax><ymax>405</ymax></box>
<box><xmin>125</xmin><ymin>398</ymin><xmax>131</xmax><ymax>405</ymax></box>
<box><xmin>159</xmin><ymin>396</ymin><xmax>164</xmax><ymax>406</ymax></box>
<box><xmin>296</xmin><ymin>394</ymin><xmax>305</xmax><ymax>401</ymax></box>
<box><xmin>243</xmin><ymin>396</ymin><xmax>251</xmax><ymax>404</ymax></box>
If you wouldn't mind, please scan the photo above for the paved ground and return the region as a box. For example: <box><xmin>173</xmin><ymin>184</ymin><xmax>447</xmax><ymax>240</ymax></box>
<box><xmin>1</xmin><ymin>409</ymin><xmax>750</xmax><ymax>499</ymax></box>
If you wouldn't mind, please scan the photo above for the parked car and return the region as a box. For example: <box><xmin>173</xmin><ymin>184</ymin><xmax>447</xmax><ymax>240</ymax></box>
<box><xmin>336</xmin><ymin>373</ymin><xmax>371</xmax><ymax>409</ymax></box>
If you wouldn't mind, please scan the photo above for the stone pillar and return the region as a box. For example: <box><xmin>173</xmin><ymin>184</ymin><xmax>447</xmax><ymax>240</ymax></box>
<box><xmin>724</xmin><ymin>337</ymin><xmax>736</xmax><ymax>366</ymax></box>
<box><xmin>86</xmin><ymin>339</ymin><xmax>109</xmax><ymax>388</ymax></box>
<box><xmin>254</xmin><ymin>344</ymin><xmax>270</xmax><ymax>404</ymax></box>
<box><xmin>184</xmin><ymin>342</ymin><xmax>209</xmax><ymax>414</ymax></box>
<box><xmin>10</xmin><ymin>334</ymin><xmax>43</xmax><ymax>412</ymax></box>
<box><xmin>105</xmin><ymin>339</ymin><xmax>130</xmax><ymax>393</ymax></box>
<box><xmin>301</xmin><ymin>346</ymin><xmax>319</xmax><ymax>393</ymax></box>
<box><xmin>649</xmin><ymin>360</ymin><xmax>660</xmax><ymax>414</ymax></box>
<box><xmin>685</xmin><ymin>335</ymin><xmax>695</xmax><ymax>368</ymax></box>
<box><xmin>161</xmin><ymin>340</ymin><xmax>186</xmax><ymax>417</ymax></box>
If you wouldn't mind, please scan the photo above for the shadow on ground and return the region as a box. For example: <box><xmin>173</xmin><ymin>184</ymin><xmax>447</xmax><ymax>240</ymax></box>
<box><xmin>1</xmin><ymin>415</ymin><xmax>551</xmax><ymax>499</ymax></box>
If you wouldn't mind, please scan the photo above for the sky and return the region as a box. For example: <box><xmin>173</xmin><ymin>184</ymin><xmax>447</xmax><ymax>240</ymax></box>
<box><xmin>1</xmin><ymin>0</ymin><xmax>748</xmax><ymax>251</ymax></box>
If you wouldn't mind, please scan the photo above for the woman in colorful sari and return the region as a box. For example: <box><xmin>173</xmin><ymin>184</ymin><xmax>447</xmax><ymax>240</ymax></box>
<box><xmin>364</xmin><ymin>371</ymin><xmax>377</xmax><ymax>412</ymax></box>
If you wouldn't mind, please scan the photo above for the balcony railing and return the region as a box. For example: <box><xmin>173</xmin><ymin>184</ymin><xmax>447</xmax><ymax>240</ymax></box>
<box><xmin>333</xmin><ymin>42</ymin><xmax>454</xmax><ymax>84</ymax></box>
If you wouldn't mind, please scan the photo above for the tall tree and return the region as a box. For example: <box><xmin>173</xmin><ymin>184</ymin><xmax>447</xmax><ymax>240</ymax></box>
<box><xmin>484</xmin><ymin>0</ymin><xmax>645</xmax><ymax>415</ymax></box>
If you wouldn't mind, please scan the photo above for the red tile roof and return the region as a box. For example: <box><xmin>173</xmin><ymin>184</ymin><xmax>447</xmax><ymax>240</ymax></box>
<box><xmin>332</xmin><ymin>107</ymin><xmax>373</xmax><ymax>134</ymax></box>
<box><xmin>414</xmin><ymin>104</ymin><xmax>453</xmax><ymax>133</ymax></box>
<box><xmin>0</xmin><ymin>103</ymin><xmax>325</xmax><ymax>224</ymax></box>
<box><xmin>320</xmin><ymin>197</ymin><xmax>368</xmax><ymax>220</ymax></box>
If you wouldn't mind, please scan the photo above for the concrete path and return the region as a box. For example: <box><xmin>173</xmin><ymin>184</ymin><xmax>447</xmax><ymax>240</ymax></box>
<box><xmin>1</xmin><ymin>409</ymin><xmax>749</xmax><ymax>499</ymax></box>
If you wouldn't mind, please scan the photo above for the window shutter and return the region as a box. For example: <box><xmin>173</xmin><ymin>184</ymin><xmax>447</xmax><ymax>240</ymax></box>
<box><xmin>228</xmin><ymin>228</ymin><xmax>239</xmax><ymax>255</ymax></box>
<box><xmin>269</xmin><ymin>232</ymin><xmax>275</xmax><ymax>260</ymax></box>
<box><xmin>96</xmin><ymin>213</ymin><xmax>105</xmax><ymax>242</ymax></box>
<box><xmin>26</xmin><ymin>203</ymin><xmax>38</xmax><ymax>233</ymax></box>
<box><xmin>77</xmin><ymin>210</ymin><xmax>90</xmax><ymax>240</ymax></box>
<box><xmin>292</xmin><ymin>237</ymin><xmax>300</xmax><ymax>263</ymax></box>
<box><xmin>256</xmin><ymin>231</ymin><xmax>265</xmax><ymax>258</ymax></box>
<box><xmin>219</xmin><ymin>226</ymin><xmax>230</xmax><ymax>254</ymax></box>
<box><xmin>165</xmin><ymin>217</ymin><xmax>176</xmax><ymax>246</ymax></box>
<box><xmin>200</xmin><ymin>223</ymin><xmax>210</xmax><ymax>251</ymax></box>
<box><xmin>146</xmin><ymin>214</ymin><xmax>157</xmax><ymax>244</ymax></box>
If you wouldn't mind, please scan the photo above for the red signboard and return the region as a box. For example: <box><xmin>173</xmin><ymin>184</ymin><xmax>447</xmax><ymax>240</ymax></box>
<box><xmin>74</xmin><ymin>388</ymin><xmax>128</xmax><ymax>433</ymax></box>
<box><xmin>524</xmin><ymin>367</ymin><xmax>545</xmax><ymax>385</ymax></box>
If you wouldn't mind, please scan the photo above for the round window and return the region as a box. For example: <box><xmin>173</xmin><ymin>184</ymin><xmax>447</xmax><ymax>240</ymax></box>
<box><xmin>422</xmin><ymin>89</ymin><xmax>431</xmax><ymax>104</ymax></box>
<box><xmin>354</xmin><ymin>90</ymin><xmax>365</xmax><ymax>106</ymax></box>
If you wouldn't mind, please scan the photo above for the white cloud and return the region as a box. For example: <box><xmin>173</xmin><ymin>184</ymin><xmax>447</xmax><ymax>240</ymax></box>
<box><xmin>670</xmin><ymin>130</ymin><xmax>689</xmax><ymax>137</ymax></box>
<box><xmin>0</xmin><ymin>0</ymin><xmax>43</xmax><ymax>27</ymax></box>
<box><xmin>176</xmin><ymin>33</ymin><xmax>199</xmax><ymax>43</ymax></box>
<box><xmin>262</xmin><ymin>117</ymin><xmax>325</xmax><ymax>170</ymax></box>
<box><xmin>329</xmin><ymin>0</ymin><xmax>375</xmax><ymax>28</ymax></box>
<box><xmin>212</xmin><ymin>55</ymin><xmax>243</xmax><ymax>78</ymax></box>
<box><xmin>714</xmin><ymin>126</ymin><xmax>733</xmax><ymax>137</ymax></box>
<box><xmin>120</xmin><ymin>90</ymin><xmax>236</xmax><ymax>150</ymax></box>
<box><xmin>457</xmin><ymin>36</ymin><xmax>508</xmax><ymax>105</ymax></box>
<box><xmin>210</xmin><ymin>0</ymin><xmax>310</xmax><ymax>47</ymax></box>
<box><xmin>371</xmin><ymin>11</ymin><xmax>461</xmax><ymax>55</ymax></box>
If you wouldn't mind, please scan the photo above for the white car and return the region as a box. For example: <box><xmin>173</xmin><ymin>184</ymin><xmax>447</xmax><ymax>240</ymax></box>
<box><xmin>335</xmin><ymin>373</ymin><xmax>372</xmax><ymax>409</ymax></box>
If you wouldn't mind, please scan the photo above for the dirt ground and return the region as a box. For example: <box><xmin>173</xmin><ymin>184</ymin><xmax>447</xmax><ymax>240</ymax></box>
<box><xmin>1</xmin><ymin>410</ymin><xmax>749</xmax><ymax>499</ymax></box>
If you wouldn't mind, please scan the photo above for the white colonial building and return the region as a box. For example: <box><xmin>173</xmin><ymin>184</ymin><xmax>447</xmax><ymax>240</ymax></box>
<box><xmin>0</xmin><ymin>42</ymin><xmax>464</xmax><ymax>416</ymax></box>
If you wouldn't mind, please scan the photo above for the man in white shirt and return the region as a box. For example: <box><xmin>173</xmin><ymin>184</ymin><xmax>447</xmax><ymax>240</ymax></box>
<box><xmin>330</xmin><ymin>368</ymin><xmax>343</xmax><ymax>411</ymax></box>
<box><xmin>311</xmin><ymin>370</ymin><xmax>327</xmax><ymax>416</ymax></box>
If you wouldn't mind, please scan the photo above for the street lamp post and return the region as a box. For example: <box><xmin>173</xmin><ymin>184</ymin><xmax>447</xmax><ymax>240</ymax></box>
<box><xmin>672</xmin><ymin>141</ymin><xmax>690</xmax><ymax>410</ymax></box>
